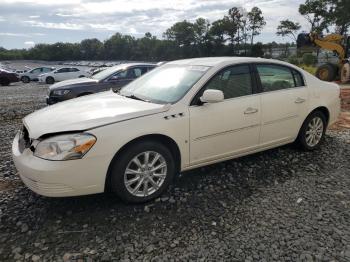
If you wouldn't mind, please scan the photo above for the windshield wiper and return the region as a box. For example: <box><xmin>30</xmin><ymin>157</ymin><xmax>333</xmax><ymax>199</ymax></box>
<box><xmin>124</xmin><ymin>94</ymin><xmax>150</xmax><ymax>102</ymax></box>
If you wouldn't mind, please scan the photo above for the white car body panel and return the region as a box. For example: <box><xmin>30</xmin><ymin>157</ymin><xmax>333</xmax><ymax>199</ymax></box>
<box><xmin>24</xmin><ymin>91</ymin><xmax>170</xmax><ymax>139</ymax></box>
<box><xmin>12</xmin><ymin>57</ymin><xmax>341</xmax><ymax>197</ymax></box>
<box><xmin>38</xmin><ymin>67</ymin><xmax>88</xmax><ymax>83</ymax></box>
<box><xmin>20</xmin><ymin>67</ymin><xmax>55</xmax><ymax>80</ymax></box>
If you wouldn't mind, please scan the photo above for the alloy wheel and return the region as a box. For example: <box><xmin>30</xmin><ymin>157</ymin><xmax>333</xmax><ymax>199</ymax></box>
<box><xmin>124</xmin><ymin>151</ymin><xmax>167</xmax><ymax>197</ymax></box>
<box><xmin>305</xmin><ymin>116</ymin><xmax>324</xmax><ymax>147</ymax></box>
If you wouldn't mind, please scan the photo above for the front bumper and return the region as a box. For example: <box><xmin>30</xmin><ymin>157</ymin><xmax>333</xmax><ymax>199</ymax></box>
<box><xmin>12</xmin><ymin>132</ymin><xmax>107</xmax><ymax>197</ymax></box>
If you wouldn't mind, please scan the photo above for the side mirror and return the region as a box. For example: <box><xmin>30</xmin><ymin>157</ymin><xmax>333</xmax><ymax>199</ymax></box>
<box><xmin>109</xmin><ymin>75</ymin><xmax>120</xmax><ymax>81</ymax></box>
<box><xmin>200</xmin><ymin>89</ymin><xmax>224</xmax><ymax>104</ymax></box>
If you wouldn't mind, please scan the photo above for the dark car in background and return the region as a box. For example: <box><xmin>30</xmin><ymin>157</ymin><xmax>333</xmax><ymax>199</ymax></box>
<box><xmin>0</xmin><ymin>69</ymin><xmax>19</xmax><ymax>86</ymax></box>
<box><xmin>46</xmin><ymin>63</ymin><xmax>156</xmax><ymax>104</ymax></box>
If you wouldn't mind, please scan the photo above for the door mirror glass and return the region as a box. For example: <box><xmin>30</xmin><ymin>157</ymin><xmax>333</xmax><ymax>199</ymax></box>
<box><xmin>200</xmin><ymin>89</ymin><xmax>224</xmax><ymax>103</ymax></box>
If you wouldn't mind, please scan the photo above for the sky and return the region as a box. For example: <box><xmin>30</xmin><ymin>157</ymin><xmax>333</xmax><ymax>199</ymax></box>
<box><xmin>0</xmin><ymin>0</ymin><xmax>310</xmax><ymax>49</ymax></box>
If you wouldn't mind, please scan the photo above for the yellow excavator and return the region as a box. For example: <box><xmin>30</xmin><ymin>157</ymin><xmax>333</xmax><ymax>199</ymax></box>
<box><xmin>297</xmin><ymin>32</ymin><xmax>350</xmax><ymax>83</ymax></box>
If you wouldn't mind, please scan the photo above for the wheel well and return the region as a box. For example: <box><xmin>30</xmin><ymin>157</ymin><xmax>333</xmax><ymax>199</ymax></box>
<box><xmin>310</xmin><ymin>106</ymin><xmax>330</xmax><ymax>125</ymax></box>
<box><xmin>0</xmin><ymin>77</ymin><xmax>9</xmax><ymax>84</ymax></box>
<box><xmin>105</xmin><ymin>134</ymin><xmax>181</xmax><ymax>191</ymax></box>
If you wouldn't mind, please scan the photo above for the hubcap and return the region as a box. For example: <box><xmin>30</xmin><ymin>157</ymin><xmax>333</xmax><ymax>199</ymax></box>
<box><xmin>319</xmin><ymin>68</ymin><xmax>329</xmax><ymax>80</ymax></box>
<box><xmin>305</xmin><ymin>117</ymin><xmax>324</xmax><ymax>147</ymax></box>
<box><xmin>124</xmin><ymin>151</ymin><xmax>167</xmax><ymax>197</ymax></box>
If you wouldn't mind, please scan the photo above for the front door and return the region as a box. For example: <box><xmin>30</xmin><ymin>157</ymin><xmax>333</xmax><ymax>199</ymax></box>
<box><xmin>189</xmin><ymin>64</ymin><xmax>261</xmax><ymax>165</ymax></box>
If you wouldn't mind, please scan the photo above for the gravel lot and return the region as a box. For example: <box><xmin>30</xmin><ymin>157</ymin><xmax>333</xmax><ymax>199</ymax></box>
<box><xmin>0</xmin><ymin>81</ymin><xmax>350</xmax><ymax>261</ymax></box>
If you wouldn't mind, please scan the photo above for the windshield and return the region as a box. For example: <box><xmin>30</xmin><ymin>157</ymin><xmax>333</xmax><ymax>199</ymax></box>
<box><xmin>91</xmin><ymin>66</ymin><xmax>122</xmax><ymax>80</ymax></box>
<box><xmin>120</xmin><ymin>64</ymin><xmax>210</xmax><ymax>104</ymax></box>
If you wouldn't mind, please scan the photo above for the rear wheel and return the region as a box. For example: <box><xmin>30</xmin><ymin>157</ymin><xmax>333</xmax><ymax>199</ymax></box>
<box><xmin>21</xmin><ymin>76</ymin><xmax>30</xmax><ymax>83</ymax></box>
<box><xmin>109</xmin><ymin>141</ymin><xmax>176</xmax><ymax>203</ymax></box>
<box><xmin>46</xmin><ymin>76</ymin><xmax>54</xmax><ymax>84</ymax></box>
<box><xmin>315</xmin><ymin>63</ymin><xmax>337</xmax><ymax>82</ymax></box>
<box><xmin>341</xmin><ymin>63</ymin><xmax>350</xmax><ymax>84</ymax></box>
<box><xmin>0</xmin><ymin>78</ymin><xmax>10</xmax><ymax>86</ymax></box>
<box><xmin>297</xmin><ymin>111</ymin><xmax>327</xmax><ymax>151</ymax></box>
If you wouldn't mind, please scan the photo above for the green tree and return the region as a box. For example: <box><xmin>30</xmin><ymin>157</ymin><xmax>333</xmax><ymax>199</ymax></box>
<box><xmin>276</xmin><ymin>20</ymin><xmax>301</xmax><ymax>42</ymax></box>
<box><xmin>80</xmin><ymin>39</ymin><xmax>103</xmax><ymax>60</ymax></box>
<box><xmin>299</xmin><ymin>0</ymin><xmax>329</xmax><ymax>33</ymax></box>
<box><xmin>250</xmin><ymin>42</ymin><xmax>264</xmax><ymax>57</ymax></box>
<box><xmin>302</xmin><ymin>53</ymin><xmax>317</xmax><ymax>65</ymax></box>
<box><xmin>164</xmin><ymin>20</ymin><xmax>195</xmax><ymax>47</ymax></box>
<box><xmin>247</xmin><ymin>7</ymin><xmax>266</xmax><ymax>46</ymax></box>
<box><xmin>327</xmin><ymin>0</ymin><xmax>350</xmax><ymax>35</ymax></box>
<box><xmin>209</xmin><ymin>19</ymin><xmax>227</xmax><ymax>46</ymax></box>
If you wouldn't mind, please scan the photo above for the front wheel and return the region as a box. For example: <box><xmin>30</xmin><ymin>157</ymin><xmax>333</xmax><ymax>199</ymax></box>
<box><xmin>46</xmin><ymin>76</ymin><xmax>54</xmax><ymax>84</ymax></box>
<box><xmin>21</xmin><ymin>76</ymin><xmax>30</xmax><ymax>83</ymax></box>
<box><xmin>315</xmin><ymin>63</ymin><xmax>337</xmax><ymax>82</ymax></box>
<box><xmin>109</xmin><ymin>141</ymin><xmax>176</xmax><ymax>203</ymax></box>
<box><xmin>297</xmin><ymin>111</ymin><xmax>326</xmax><ymax>150</ymax></box>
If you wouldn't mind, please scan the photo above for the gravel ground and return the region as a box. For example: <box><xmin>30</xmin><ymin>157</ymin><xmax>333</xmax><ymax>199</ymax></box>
<box><xmin>0</xmin><ymin>81</ymin><xmax>350</xmax><ymax>261</ymax></box>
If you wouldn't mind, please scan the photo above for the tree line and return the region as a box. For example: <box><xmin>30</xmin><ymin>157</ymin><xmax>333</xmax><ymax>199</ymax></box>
<box><xmin>276</xmin><ymin>0</ymin><xmax>350</xmax><ymax>41</ymax></box>
<box><xmin>0</xmin><ymin>0</ymin><xmax>349</xmax><ymax>62</ymax></box>
<box><xmin>0</xmin><ymin>6</ymin><xmax>266</xmax><ymax>61</ymax></box>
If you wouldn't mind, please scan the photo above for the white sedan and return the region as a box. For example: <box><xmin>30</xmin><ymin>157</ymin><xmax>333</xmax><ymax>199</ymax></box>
<box><xmin>12</xmin><ymin>57</ymin><xmax>340</xmax><ymax>203</ymax></box>
<box><xmin>38</xmin><ymin>67</ymin><xmax>89</xmax><ymax>84</ymax></box>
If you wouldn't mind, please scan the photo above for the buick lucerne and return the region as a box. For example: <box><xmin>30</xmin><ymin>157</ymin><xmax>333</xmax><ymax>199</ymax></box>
<box><xmin>12</xmin><ymin>57</ymin><xmax>340</xmax><ymax>203</ymax></box>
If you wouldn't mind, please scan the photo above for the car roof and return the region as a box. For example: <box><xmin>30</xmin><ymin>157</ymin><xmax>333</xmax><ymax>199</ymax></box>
<box><xmin>110</xmin><ymin>63</ymin><xmax>156</xmax><ymax>70</ymax></box>
<box><xmin>166</xmin><ymin>57</ymin><xmax>289</xmax><ymax>67</ymax></box>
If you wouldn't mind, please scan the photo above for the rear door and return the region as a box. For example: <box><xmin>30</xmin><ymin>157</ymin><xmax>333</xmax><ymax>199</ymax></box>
<box><xmin>54</xmin><ymin>68</ymin><xmax>70</xmax><ymax>81</ymax></box>
<box><xmin>255</xmin><ymin>63</ymin><xmax>309</xmax><ymax>146</ymax></box>
<box><xmin>69</xmin><ymin>68</ymin><xmax>81</xmax><ymax>78</ymax></box>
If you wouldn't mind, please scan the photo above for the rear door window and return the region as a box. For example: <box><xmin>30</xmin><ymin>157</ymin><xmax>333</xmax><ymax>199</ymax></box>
<box><xmin>256</xmin><ymin>64</ymin><xmax>295</xmax><ymax>92</ymax></box>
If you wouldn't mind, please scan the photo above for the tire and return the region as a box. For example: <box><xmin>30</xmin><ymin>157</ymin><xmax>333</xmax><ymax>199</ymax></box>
<box><xmin>315</xmin><ymin>63</ymin><xmax>337</xmax><ymax>82</ymax></box>
<box><xmin>340</xmin><ymin>63</ymin><xmax>350</xmax><ymax>84</ymax></box>
<box><xmin>78</xmin><ymin>75</ymin><xmax>85</xmax><ymax>78</ymax></box>
<box><xmin>46</xmin><ymin>76</ymin><xmax>54</xmax><ymax>84</ymax></box>
<box><xmin>297</xmin><ymin>111</ymin><xmax>327</xmax><ymax>151</ymax></box>
<box><xmin>21</xmin><ymin>76</ymin><xmax>30</xmax><ymax>83</ymax></box>
<box><xmin>0</xmin><ymin>78</ymin><xmax>10</xmax><ymax>86</ymax></box>
<box><xmin>109</xmin><ymin>141</ymin><xmax>176</xmax><ymax>203</ymax></box>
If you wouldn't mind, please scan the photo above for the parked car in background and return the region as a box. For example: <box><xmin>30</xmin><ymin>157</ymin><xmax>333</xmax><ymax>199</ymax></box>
<box><xmin>90</xmin><ymin>67</ymin><xmax>108</xmax><ymax>76</ymax></box>
<box><xmin>14</xmin><ymin>69</ymin><xmax>28</xmax><ymax>74</ymax></box>
<box><xmin>46</xmin><ymin>63</ymin><xmax>156</xmax><ymax>105</ymax></box>
<box><xmin>38</xmin><ymin>67</ymin><xmax>89</xmax><ymax>84</ymax></box>
<box><xmin>0</xmin><ymin>69</ymin><xmax>19</xmax><ymax>86</ymax></box>
<box><xmin>20</xmin><ymin>67</ymin><xmax>55</xmax><ymax>83</ymax></box>
<box><xmin>13</xmin><ymin>57</ymin><xmax>340</xmax><ymax>203</ymax></box>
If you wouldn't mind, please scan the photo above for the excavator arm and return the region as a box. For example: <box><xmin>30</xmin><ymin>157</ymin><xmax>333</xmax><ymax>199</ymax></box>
<box><xmin>310</xmin><ymin>33</ymin><xmax>346</xmax><ymax>61</ymax></box>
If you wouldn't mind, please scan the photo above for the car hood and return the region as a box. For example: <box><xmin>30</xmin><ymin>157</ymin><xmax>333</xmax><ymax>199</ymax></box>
<box><xmin>49</xmin><ymin>77</ymin><xmax>98</xmax><ymax>89</ymax></box>
<box><xmin>24</xmin><ymin>91</ymin><xmax>170</xmax><ymax>139</ymax></box>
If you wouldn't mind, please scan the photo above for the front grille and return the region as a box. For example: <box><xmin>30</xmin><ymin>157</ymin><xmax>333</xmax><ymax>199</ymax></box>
<box><xmin>18</xmin><ymin>126</ymin><xmax>31</xmax><ymax>153</ymax></box>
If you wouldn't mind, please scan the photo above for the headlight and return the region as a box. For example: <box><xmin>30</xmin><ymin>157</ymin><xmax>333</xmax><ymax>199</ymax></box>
<box><xmin>52</xmin><ymin>89</ymin><xmax>70</xmax><ymax>96</ymax></box>
<box><xmin>34</xmin><ymin>133</ymin><xmax>96</xmax><ymax>161</ymax></box>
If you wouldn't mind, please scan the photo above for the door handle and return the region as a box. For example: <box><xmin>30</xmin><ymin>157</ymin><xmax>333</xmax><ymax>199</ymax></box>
<box><xmin>244</xmin><ymin>107</ymin><xmax>258</xmax><ymax>114</ymax></box>
<box><xmin>295</xmin><ymin>97</ymin><xmax>306</xmax><ymax>104</ymax></box>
